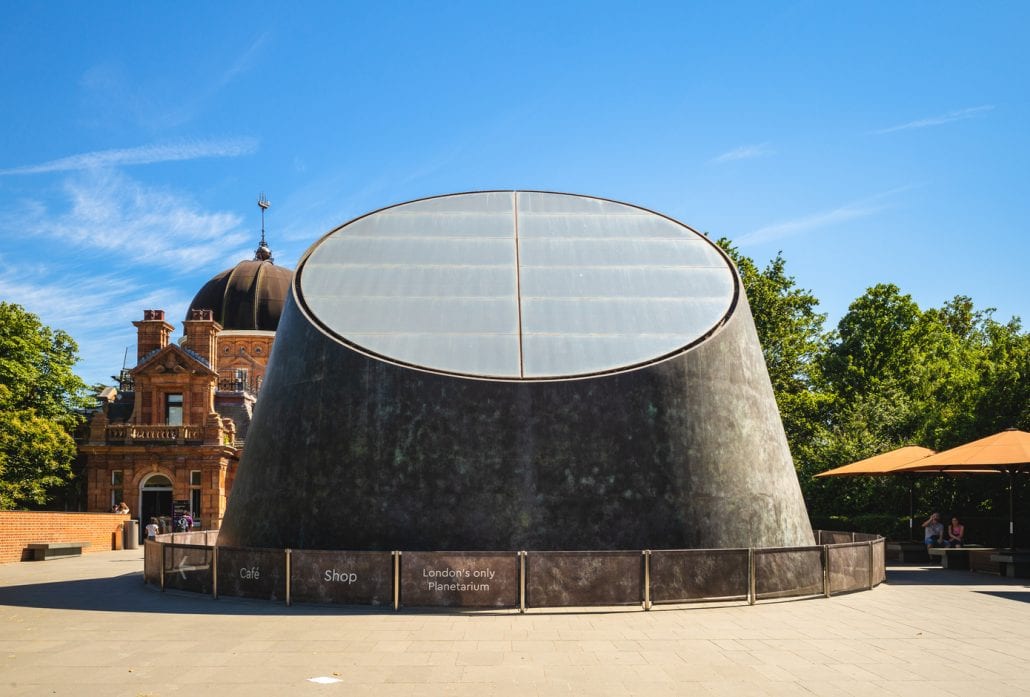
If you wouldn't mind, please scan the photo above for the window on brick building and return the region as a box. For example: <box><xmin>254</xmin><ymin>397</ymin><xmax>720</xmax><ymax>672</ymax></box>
<box><xmin>111</xmin><ymin>470</ymin><xmax>123</xmax><ymax>509</ymax></box>
<box><xmin>190</xmin><ymin>470</ymin><xmax>202</xmax><ymax>520</ymax></box>
<box><xmin>166</xmin><ymin>393</ymin><xmax>183</xmax><ymax>426</ymax></box>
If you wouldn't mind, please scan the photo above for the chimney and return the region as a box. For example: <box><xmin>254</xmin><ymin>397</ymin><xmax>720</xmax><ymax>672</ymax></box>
<box><xmin>183</xmin><ymin>308</ymin><xmax>221</xmax><ymax>367</ymax></box>
<box><xmin>132</xmin><ymin>310</ymin><xmax>174</xmax><ymax>363</ymax></box>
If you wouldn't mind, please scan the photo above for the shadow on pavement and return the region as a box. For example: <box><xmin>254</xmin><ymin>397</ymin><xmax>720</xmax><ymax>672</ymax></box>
<box><xmin>0</xmin><ymin>572</ymin><xmax>389</xmax><ymax>616</ymax></box>
<box><xmin>887</xmin><ymin>564</ymin><xmax>1030</xmax><ymax>588</ymax></box>
<box><xmin>974</xmin><ymin>590</ymin><xmax>1030</xmax><ymax>603</ymax></box>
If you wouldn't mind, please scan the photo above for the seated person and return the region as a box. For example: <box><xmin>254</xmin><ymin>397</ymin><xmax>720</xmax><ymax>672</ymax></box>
<box><xmin>922</xmin><ymin>512</ymin><xmax>945</xmax><ymax>548</ymax></box>
<box><xmin>947</xmin><ymin>517</ymin><xmax>965</xmax><ymax>547</ymax></box>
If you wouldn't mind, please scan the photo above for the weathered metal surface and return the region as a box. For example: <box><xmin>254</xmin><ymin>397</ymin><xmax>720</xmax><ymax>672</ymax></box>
<box><xmin>143</xmin><ymin>530</ymin><xmax>884</xmax><ymax>607</ymax></box>
<box><xmin>162</xmin><ymin>544</ymin><xmax>213</xmax><ymax>594</ymax></box>
<box><xmin>525</xmin><ymin>551</ymin><xmax>642</xmax><ymax>607</ymax></box>
<box><xmin>400</xmin><ymin>552</ymin><xmax>517</xmax><ymax>608</ymax></box>
<box><xmin>289</xmin><ymin>550</ymin><xmax>393</xmax><ymax>606</ymax></box>
<box><xmin>144</xmin><ymin>540</ymin><xmax>162</xmax><ymax>585</ymax></box>
<box><xmin>215</xmin><ymin>547</ymin><xmax>286</xmax><ymax>600</ymax></box>
<box><xmin>873</xmin><ymin>539</ymin><xmax>886</xmax><ymax>583</ymax></box>
<box><xmin>650</xmin><ymin>549</ymin><xmax>748</xmax><ymax>602</ymax></box>
<box><xmin>754</xmin><ymin>548</ymin><xmax>823</xmax><ymax>599</ymax></box>
<box><xmin>827</xmin><ymin>544</ymin><xmax>870</xmax><ymax>594</ymax></box>
<box><xmin>218</xmin><ymin>192</ymin><xmax>814</xmax><ymax>556</ymax></box>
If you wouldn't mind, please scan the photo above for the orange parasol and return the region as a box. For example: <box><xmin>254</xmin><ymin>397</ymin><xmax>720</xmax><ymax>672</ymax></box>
<box><xmin>893</xmin><ymin>429</ymin><xmax>1030</xmax><ymax>548</ymax></box>
<box><xmin>816</xmin><ymin>445</ymin><xmax>938</xmax><ymax>540</ymax></box>
<box><xmin>815</xmin><ymin>445</ymin><xmax>935</xmax><ymax>477</ymax></box>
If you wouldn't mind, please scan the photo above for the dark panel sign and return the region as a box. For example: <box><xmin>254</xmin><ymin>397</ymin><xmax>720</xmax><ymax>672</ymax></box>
<box><xmin>216</xmin><ymin>547</ymin><xmax>286</xmax><ymax>600</ymax></box>
<box><xmin>163</xmin><ymin>544</ymin><xmax>213</xmax><ymax>594</ymax></box>
<box><xmin>400</xmin><ymin>552</ymin><xmax>517</xmax><ymax>608</ymax></box>
<box><xmin>754</xmin><ymin>548</ymin><xmax>822</xmax><ymax>599</ymax></box>
<box><xmin>526</xmin><ymin>551</ymin><xmax>642</xmax><ymax>607</ymax></box>
<box><xmin>650</xmin><ymin>549</ymin><xmax>748</xmax><ymax>603</ymax></box>
<box><xmin>290</xmin><ymin>550</ymin><xmax>393</xmax><ymax>606</ymax></box>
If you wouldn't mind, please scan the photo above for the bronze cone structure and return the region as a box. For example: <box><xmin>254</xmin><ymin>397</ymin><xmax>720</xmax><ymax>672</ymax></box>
<box><xmin>218</xmin><ymin>192</ymin><xmax>815</xmax><ymax>551</ymax></box>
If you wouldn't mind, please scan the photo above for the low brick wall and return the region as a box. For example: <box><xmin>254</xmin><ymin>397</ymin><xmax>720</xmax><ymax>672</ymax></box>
<box><xmin>0</xmin><ymin>511</ymin><xmax>129</xmax><ymax>563</ymax></box>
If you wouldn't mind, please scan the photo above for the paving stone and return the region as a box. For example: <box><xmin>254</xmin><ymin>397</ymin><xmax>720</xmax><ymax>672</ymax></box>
<box><xmin>2</xmin><ymin>551</ymin><xmax>1030</xmax><ymax>696</ymax></box>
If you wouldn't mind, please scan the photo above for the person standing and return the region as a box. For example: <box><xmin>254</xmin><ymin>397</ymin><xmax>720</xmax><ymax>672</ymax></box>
<box><xmin>145</xmin><ymin>517</ymin><xmax>159</xmax><ymax>540</ymax></box>
<box><xmin>177</xmin><ymin>511</ymin><xmax>193</xmax><ymax>532</ymax></box>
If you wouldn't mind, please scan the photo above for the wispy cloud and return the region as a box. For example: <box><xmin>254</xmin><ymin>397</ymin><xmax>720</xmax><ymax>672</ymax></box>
<box><xmin>737</xmin><ymin>187</ymin><xmax>911</xmax><ymax>247</ymax></box>
<box><xmin>0</xmin><ymin>137</ymin><xmax>258</xmax><ymax>176</ymax></box>
<box><xmin>0</xmin><ymin>166</ymin><xmax>266</xmax><ymax>384</ymax></box>
<box><xmin>0</xmin><ymin>262</ymin><xmax>192</xmax><ymax>385</ymax></box>
<box><xmin>216</xmin><ymin>32</ymin><xmax>270</xmax><ymax>90</ymax></box>
<box><xmin>711</xmin><ymin>143</ymin><xmax>774</xmax><ymax>164</ymax></box>
<box><xmin>77</xmin><ymin>32</ymin><xmax>271</xmax><ymax>131</ymax></box>
<box><xmin>0</xmin><ymin>170</ymin><xmax>254</xmax><ymax>272</ymax></box>
<box><xmin>872</xmin><ymin>105</ymin><xmax>994</xmax><ymax>135</ymax></box>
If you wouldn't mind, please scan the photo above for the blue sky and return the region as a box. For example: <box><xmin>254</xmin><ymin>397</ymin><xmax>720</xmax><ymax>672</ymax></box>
<box><xmin>1</xmin><ymin>2</ymin><xmax>1027</xmax><ymax>386</ymax></box>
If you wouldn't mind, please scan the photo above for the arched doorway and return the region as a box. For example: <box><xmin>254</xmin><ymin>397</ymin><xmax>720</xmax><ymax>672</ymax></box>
<box><xmin>139</xmin><ymin>474</ymin><xmax>173</xmax><ymax>539</ymax></box>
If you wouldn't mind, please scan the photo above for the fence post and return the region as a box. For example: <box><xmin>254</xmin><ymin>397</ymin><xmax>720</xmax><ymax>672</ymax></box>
<box><xmin>159</xmin><ymin>543</ymin><xmax>166</xmax><ymax>592</ymax></box>
<box><xmin>519</xmin><ymin>551</ymin><xmax>526</xmax><ymax>614</ymax></box>
<box><xmin>822</xmin><ymin>545</ymin><xmax>830</xmax><ymax>598</ymax></box>
<box><xmin>867</xmin><ymin>541</ymin><xmax>874</xmax><ymax>589</ymax></box>
<box><xmin>393</xmin><ymin>551</ymin><xmax>401</xmax><ymax>610</ymax></box>
<box><xmin>643</xmin><ymin>550</ymin><xmax>652</xmax><ymax>611</ymax></box>
<box><xmin>285</xmin><ymin>548</ymin><xmax>292</xmax><ymax>607</ymax></box>
<box><xmin>212</xmin><ymin>545</ymin><xmax>219</xmax><ymax>600</ymax></box>
<box><xmin>747</xmin><ymin>548</ymin><xmax>756</xmax><ymax>606</ymax></box>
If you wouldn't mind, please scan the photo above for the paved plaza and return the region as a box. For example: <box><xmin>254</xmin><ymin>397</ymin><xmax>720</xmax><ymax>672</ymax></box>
<box><xmin>1</xmin><ymin>549</ymin><xmax>1029</xmax><ymax>697</ymax></box>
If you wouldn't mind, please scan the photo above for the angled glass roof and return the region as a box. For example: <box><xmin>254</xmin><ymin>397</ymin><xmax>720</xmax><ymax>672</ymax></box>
<box><xmin>298</xmin><ymin>191</ymin><xmax>736</xmax><ymax>379</ymax></box>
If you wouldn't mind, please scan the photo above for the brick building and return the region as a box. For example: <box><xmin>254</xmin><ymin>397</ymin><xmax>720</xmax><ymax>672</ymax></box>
<box><xmin>80</xmin><ymin>237</ymin><xmax>291</xmax><ymax>532</ymax></box>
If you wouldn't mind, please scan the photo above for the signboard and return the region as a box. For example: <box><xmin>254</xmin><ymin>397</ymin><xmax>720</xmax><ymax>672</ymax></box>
<box><xmin>216</xmin><ymin>547</ymin><xmax>286</xmax><ymax>600</ymax></box>
<box><xmin>290</xmin><ymin>550</ymin><xmax>393</xmax><ymax>606</ymax></box>
<box><xmin>400</xmin><ymin>552</ymin><xmax>518</xmax><ymax>608</ymax></box>
<box><xmin>163</xmin><ymin>544</ymin><xmax>213</xmax><ymax>594</ymax></box>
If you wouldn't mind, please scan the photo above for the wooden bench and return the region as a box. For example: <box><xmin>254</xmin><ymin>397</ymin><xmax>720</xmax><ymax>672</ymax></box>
<box><xmin>928</xmin><ymin>547</ymin><xmax>998</xmax><ymax>571</ymax></box>
<box><xmin>990</xmin><ymin>552</ymin><xmax>1030</xmax><ymax>578</ymax></box>
<box><xmin>26</xmin><ymin>542</ymin><xmax>90</xmax><ymax>561</ymax></box>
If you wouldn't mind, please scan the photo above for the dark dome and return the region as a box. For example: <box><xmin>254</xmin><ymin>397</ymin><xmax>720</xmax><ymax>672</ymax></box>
<box><xmin>189</xmin><ymin>258</ymin><xmax>292</xmax><ymax>331</ymax></box>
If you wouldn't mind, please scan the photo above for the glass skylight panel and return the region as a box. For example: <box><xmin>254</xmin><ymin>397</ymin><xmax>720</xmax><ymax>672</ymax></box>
<box><xmin>298</xmin><ymin>191</ymin><xmax>736</xmax><ymax>379</ymax></box>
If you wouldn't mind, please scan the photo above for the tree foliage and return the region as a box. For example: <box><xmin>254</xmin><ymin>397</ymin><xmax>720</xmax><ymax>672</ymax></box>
<box><xmin>720</xmin><ymin>246</ymin><xmax>1029</xmax><ymax>531</ymax></box>
<box><xmin>0</xmin><ymin>302</ymin><xmax>89</xmax><ymax>509</ymax></box>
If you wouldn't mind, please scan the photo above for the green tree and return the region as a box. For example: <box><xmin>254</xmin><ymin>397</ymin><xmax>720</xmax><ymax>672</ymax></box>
<box><xmin>0</xmin><ymin>302</ymin><xmax>89</xmax><ymax>509</ymax></box>
<box><xmin>820</xmin><ymin>283</ymin><xmax>922</xmax><ymax>400</ymax></box>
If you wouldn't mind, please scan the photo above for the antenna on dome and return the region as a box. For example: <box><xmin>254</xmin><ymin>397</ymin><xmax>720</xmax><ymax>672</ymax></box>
<box><xmin>255</xmin><ymin>193</ymin><xmax>273</xmax><ymax>262</ymax></box>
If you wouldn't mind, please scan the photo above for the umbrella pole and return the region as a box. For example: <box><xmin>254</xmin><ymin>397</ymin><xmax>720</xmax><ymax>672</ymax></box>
<box><xmin>1009</xmin><ymin>469</ymin><xmax>1015</xmax><ymax>551</ymax></box>
<box><xmin>908</xmin><ymin>478</ymin><xmax>916</xmax><ymax>542</ymax></box>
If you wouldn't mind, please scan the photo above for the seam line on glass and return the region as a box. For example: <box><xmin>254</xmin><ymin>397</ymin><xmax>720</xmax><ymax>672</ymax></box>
<box><xmin>514</xmin><ymin>191</ymin><xmax>525</xmax><ymax>378</ymax></box>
